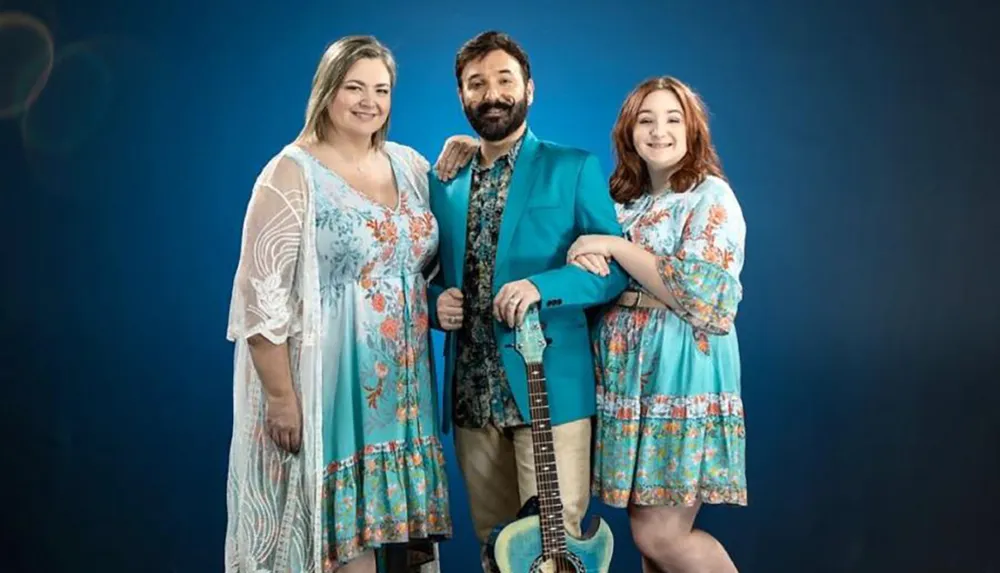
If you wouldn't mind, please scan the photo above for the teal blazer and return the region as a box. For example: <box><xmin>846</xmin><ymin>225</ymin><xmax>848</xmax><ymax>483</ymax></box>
<box><xmin>427</xmin><ymin>129</ymin><xmax>629</xmax><ymax>434</ymax></box>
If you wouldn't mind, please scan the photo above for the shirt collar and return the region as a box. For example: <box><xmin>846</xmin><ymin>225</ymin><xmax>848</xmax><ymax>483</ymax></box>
<box><xmin>472</xmin><ymin>131</ymin><xmax>526</xmax><ymax>171</ymax></box>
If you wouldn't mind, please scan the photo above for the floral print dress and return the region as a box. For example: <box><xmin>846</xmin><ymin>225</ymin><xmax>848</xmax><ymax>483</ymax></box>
<box><xmin>591</xmin><ymin>175</ymin><xmax>749</xmax><ymax>509</ymax></box>
<box><xmin>292</xmin><ymin>143</ymin><xmax>452</xmax><ymax>569</ymax></box>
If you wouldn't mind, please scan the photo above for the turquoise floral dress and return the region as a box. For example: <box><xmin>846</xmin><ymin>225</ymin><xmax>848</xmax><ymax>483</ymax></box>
<box><xmin>292</xmin><ymin>143</ymin><xmax>452</xmax><ymax>569</ymax></box>
<box><xmin>591</xmin><ymin>175</ymin><xmax>748</xmax><ymax>508</ymax></box>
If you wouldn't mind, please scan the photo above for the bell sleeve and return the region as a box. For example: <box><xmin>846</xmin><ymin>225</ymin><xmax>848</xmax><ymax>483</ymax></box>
<box><xmin>226</xmin><ymin>154</ymin><xmax>308</xmax><ymax>344</ymax></box>
<box><xmin>656</xmin><ymin>179</ymin><xmax>747</xmax><ymax>335</ymax></box>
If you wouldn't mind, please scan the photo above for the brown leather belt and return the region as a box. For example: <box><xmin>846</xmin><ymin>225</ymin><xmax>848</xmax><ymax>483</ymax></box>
<box><xmin>616</xmin><ymin>290</ymin><xmax>669</xmax><ymax>309</ymax></box>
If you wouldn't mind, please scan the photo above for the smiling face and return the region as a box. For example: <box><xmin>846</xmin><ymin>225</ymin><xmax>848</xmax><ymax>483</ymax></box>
<box><xmin>631</xmin><ymin>88</ymin><xmax>688</xmax><ymax>174</ymax></box>
<box><xmin>458</xmin><ymin>48</ymin><xmax>533</xmax><ymax>142</ymax></box>
<box><xmin>609</xmin><ymin>76</ymin><xmax>724</xmax><ymax>203</ymax></box>
<box><xmin>326</xmin><ymin>57</ymin><xmax>392</xmax><ymax>140</ymax></box>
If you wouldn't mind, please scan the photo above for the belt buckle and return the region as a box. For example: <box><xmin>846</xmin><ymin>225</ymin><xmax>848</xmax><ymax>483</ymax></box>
<box><xmin>627</xmin><ymin>291</ymin><xmax>643</xmax><ymax>308</ymax></box>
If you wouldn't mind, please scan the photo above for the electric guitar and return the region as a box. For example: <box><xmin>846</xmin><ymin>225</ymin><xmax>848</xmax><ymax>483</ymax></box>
<box><xmin>484</xmin><ymin>305</ymin><xmax>614</xmax><ymax>573</ymax></box>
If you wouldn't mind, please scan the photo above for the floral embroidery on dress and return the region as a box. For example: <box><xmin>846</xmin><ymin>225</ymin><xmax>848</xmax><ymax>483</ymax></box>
<box><xmin>306</xmin><ymin>144</ymin><xmax>452</xmax><ymax>570</ymax></box>
<box><xmin>619</xmin><ymin>180</ymin><xmax>744</xmax><ymax>356</ymax></box>
<box><xmin>322</xmin><ymin>437</ymin><xmax>451</xmax><ymax>569</ymax></box>
<box><xmin>592</xmin><ymin>176</ymin><xmax>748</xmax><ymax>509</ymax></box>
<box><xmin>657</xmin><ymin>201</ymin><xmax>742</xmax><ymax>349</ymax></box>
<box><xmin>594</xmin><ymin>360</ymin><xmax>748</xmax><ymax>506</ymax></box>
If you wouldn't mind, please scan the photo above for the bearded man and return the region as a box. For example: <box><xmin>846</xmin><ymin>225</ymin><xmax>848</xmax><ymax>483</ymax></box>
<box><xmin>425</xmin><ymin>30</ymin><xmax>629</xmax><ymax>571</ymax></box>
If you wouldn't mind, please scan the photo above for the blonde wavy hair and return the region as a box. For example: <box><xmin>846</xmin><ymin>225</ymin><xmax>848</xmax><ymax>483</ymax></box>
<box><xmin>297</xmin><ymin>35</ymin><xmax>397</xmax><ymax>149</ymax></box>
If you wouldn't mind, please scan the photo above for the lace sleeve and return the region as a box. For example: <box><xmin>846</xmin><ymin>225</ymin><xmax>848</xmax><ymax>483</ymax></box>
<box><xmin>657</xmin><ymin>178</ymin><xmax>746</xmax><ymax>334</ymax></box>
<box><xmin>226</xmin><ymin>153</ymin><xmax>308</xmax><ymax>344</ymax></box>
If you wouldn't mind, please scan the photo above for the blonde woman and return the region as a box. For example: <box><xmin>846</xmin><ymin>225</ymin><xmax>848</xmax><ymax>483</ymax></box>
<box><xmin>224</xmin><ymin>36</ymin><xmax>476</xmax><ymax>572</ymax></box>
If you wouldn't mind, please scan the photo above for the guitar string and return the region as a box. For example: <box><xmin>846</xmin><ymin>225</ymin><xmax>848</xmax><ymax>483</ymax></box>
<box><xmin>527</xmin><ymin>379</ymin><xmax>566</xmax><ymax>557</ymax></box>
<box><xmin>526</xmin><ymin>365</ymin><xmax>570</xmax><ymax>555</ymax></box>
<box><xmin>527</xmin><ymin>377</ymin><xmax>565</xmax><ymax>555</ymax></box>
<box><xmin>528</xmin><ymin>358</ymin><xmax>566</xmax><ymax>559</ymax></box>
<box><xmin>520</xmin><ymin>320</ymin><xmax>585</xmax><ymax>568</ymax></box>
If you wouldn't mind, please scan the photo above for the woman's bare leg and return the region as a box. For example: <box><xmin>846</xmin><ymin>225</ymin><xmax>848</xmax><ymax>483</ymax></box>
<box><xmin>629</xmin><ymin>502</ymin><xmax>737</xmax><ymax>573</ymax></box>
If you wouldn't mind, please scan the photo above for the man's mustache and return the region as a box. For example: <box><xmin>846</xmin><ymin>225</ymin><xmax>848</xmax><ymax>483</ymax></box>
<box><xmin>475</xmin><ymin>100</ymin><xmax>513</xmax><ymax>114</ymax></box>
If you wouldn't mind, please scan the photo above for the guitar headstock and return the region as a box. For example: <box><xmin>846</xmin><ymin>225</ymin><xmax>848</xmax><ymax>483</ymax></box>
<box><xmin>514</xmin><ymin>304</ymin><xmax>547</xmax><ymax>365</ymax></box>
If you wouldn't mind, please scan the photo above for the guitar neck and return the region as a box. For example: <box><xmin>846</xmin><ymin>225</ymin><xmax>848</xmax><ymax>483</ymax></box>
<box><xmin>525</xmin><ymin>360</ymin><xmax>567</xmax><ymax>553</ymax></box>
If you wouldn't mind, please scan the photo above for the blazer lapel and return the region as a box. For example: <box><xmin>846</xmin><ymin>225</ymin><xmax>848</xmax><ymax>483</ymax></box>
<box><xmin>495</xmin><ymin>129</ymin><xmax>540</xmax><ymax>274</ymax></box>
<box><xmin>446</xmin><ymin>166</ymin><xmax>473</xmax><ymax>289</ymax></box>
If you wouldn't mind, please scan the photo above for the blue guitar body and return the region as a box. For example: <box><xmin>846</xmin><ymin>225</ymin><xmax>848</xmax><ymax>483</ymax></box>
<box><xmin>484</xmin><ymin>306</ymin><xmax>615</xmax><ymax>573</ymax></box>
<box><xmin>485</xmin><ymin>496</ymin><xmax>614</xmax><ymax>572</ymax></box>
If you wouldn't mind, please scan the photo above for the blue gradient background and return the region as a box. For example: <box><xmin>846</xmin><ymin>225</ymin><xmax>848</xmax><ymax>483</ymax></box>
<box><xmin>1</xmin><ymin>0</ymin><xmax>997</xmax><ymax>571</ymax></box>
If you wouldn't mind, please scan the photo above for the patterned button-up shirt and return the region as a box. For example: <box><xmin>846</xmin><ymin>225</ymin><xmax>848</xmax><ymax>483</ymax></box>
<box><xmin>453</xmin><ymin>134</ymin><xmax>526</xmax><ymax>429</ymax></box>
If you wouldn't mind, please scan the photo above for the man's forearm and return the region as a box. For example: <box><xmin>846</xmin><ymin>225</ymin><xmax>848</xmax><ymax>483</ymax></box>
<box><xmin>528</xmin><ymin>261</ymin><xmax>628</xmax><ymax>310</ymax></box>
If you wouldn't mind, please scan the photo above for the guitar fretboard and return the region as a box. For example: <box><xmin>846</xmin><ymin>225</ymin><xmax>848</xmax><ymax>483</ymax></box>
<box><xmin>526</xmin><ymin>362</ymin><xmax>568</xmax><ymax>556</ymax></box>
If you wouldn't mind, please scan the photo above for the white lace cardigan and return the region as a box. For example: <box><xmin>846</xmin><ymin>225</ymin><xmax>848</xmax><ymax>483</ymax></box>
<box><xmin>223</xmin><ymin>141</ymin><xmax>440</xmax><ymax>573</ymax></box>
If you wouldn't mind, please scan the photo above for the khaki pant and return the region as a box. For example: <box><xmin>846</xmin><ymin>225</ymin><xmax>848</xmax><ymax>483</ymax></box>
<box><xmin>454</xmin><ymin>417</ymin><xmax>592</xmax><ymax>543</ymax></box>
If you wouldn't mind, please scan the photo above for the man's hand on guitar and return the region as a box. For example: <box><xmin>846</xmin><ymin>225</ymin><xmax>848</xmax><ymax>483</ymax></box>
<box><xmin>437</xmin><ymin>287</ymin><xmax>464</xmax><ymax>330</ymax></box>
<box><xmin>493</xmin><ymin>279</ymin><xmax>541</xmax><ymax>328</ymax></box>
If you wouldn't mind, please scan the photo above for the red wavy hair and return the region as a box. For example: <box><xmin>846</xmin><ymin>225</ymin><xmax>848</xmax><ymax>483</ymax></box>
<box><xmin>609</xmin><ymin>76</ymin><xmax>724</xmax><ymax>204</ymax></box>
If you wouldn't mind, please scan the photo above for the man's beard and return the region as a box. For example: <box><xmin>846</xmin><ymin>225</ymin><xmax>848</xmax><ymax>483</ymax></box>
<box><xmin>463</xmin><ymin>97</ymin><xmax>528</xmax><ymax>142</ymax></box>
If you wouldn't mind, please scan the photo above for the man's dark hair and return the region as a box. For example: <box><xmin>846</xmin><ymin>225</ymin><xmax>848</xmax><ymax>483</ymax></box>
<box><xmin>454</xmin><ymin>30</ymin><xmax>532</xmax><ymax>88</ymax></box>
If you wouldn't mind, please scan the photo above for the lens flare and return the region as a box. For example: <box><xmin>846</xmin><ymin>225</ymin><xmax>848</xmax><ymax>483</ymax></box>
<box><xmin>20</xmin><ymin>40</ymin><xmax>113</xmax><ymax>154</ymax></box>
<box><xmin>0</xmin><ymin>11</ymin><xmax>54</xmax><ymax>119</ymax></box>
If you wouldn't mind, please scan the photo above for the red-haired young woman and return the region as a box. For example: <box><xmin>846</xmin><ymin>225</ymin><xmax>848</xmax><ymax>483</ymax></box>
<box><xmin>568</xmin><ymin>76</ymin><xmax>747</xmax><ymax>573</ymax></box>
